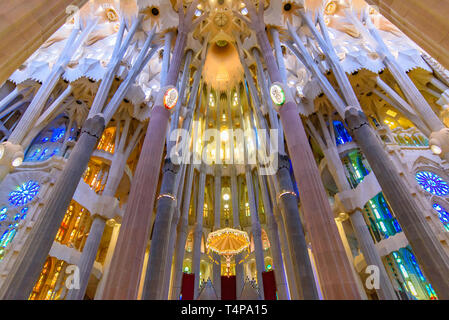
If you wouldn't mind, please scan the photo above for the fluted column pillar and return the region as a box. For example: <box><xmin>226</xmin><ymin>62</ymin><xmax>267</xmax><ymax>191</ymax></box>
<box><xmin>259</xmin><ymin>174</ymin><xmax>289</xmax><ymax>299</ymax></box>
<box><xmin>266</xmin><ymin>175</ymin><xmax>299</xmax><ymax>299</ymax></box>
<box><xmin>212</xmin><ymin>166</ymin><xmax>222</xmax><ymax>299</ymax></box>
<box><xmin>102</xmin><ymin>28</ymin><xmax>192</xmax><ymax>298</ymax></box>
<box><xmin>193</xmin><ymin>165</ymin><xmax>207</xmax><ymax>299</ymax></box>
<box><xmin>244</xmin><ymin>166</ymin><xmax>265</xmax><ymax>299</ymax></box>
<box><xmin>240</xmin><ymin>41</ymin><xmax>317</xmax><ymax>299</ymax></box>
<box><xmin>94</xmin><ymin>221</ymin><xmax>120</xmax><ymax>299</ymax></box>
<box><xmin>230</xmin><ymin>168</ymin><xmax>245</xmax><ymax>298</ymax></box>
<box><xmin>170</xmin><ymin>164</ymin><xmax>195</xmax><ymax>300</ymax></box>
<box><xmin>66</xmin><ymin>215</ymin><xmax>106</xmax><ymax>300</ymax></box>
<box><xmin>141</xmin><ymin>159</ymin><xmax>180</xmax><ymax>299</ymax></box>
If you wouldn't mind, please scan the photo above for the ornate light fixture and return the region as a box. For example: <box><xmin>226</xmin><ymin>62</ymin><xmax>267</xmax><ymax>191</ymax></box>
<box><xmin>270</xmin><ymin>83</ymin><xmax>286</xmax><ymax>106</ymax></box>
<box><xmin>163</xmin><ymin>87</ymin><xmax>178</xmax><ymax>110</ymax></box>
<box><xmin>206</xmin><ymin>227</ymin><xmax>250</xmax><ymax>275</ymax></box>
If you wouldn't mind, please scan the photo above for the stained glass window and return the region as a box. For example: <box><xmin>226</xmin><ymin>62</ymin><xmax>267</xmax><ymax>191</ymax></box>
<box><xmin>333</xmin><ymin>121</ymin><xmax>352</xmax><ymax>146</ymax></box>
<box><xmin>0</xmin><ymin>207</ymin><xmax>7</xmax><ymax>221</ymax></box>
<box><xmin>24</xmin><ymin>116</ymin><xmax>73</xmax><ymax>162</ymax></box>
<box><xmin>415</xmin><ymin>171</ymin><xmax>449</xmax><ymax>196</ymax></box>
<box><xmin>432</xmin><ymin>204</ymin><xmax>449</xmax><ymax>232</ymax></box>
<box><xmin>8</xmin><ymin>180</ymin><xmax>40</xmax><ymax>207</ymax></box>
<box><xmin>364</xmin><ymin>193</ymin><xmax>401</xmax><ymax>242</ymax></box>
<box><xmin>343</xmin><ymin>150</ymin><xmax>370</xmax><ymax>188</ymax></box>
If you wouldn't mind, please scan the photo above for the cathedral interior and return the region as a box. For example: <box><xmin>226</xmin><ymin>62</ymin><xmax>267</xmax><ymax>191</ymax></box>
<box><xmin>0</xmin><ymin>0</ymin><xmax>449</xmax><ymax>300</ymax></box>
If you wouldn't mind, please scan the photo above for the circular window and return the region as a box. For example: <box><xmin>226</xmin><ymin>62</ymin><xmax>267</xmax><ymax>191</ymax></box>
<box><xmin>9</xmin><ymin>180</ymin><xmax>41</xmax><ymax>207</ymax></box>
<box><xmin>416</xmin><ymin>171</ymin><xmax>449</xmax><ymax>196</ymax></box>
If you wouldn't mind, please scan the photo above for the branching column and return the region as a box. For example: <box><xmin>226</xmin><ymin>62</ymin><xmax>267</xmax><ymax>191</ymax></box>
<box><xmin>142</xmin><ymin>51</ymin><xmax>196</xmax><ymax>300</ymax></box>
<box><xmin>193</xmin><ymin>164</ymin><xmax>207</xmax><ymax>299</ymax></box>
<box><xmin>237</xmin><ymin>0</ymin><xmax>361</xmax><ymax>299</ymax></box>
<box><xmin>102</xmin><ymin>1</ymin><xmax>206</xmax><ymax>299</ymax></box>
<box><xmin>240</xmin><ymin>43</ymin><xmax>317</xmax><ymax>299</ymax></box>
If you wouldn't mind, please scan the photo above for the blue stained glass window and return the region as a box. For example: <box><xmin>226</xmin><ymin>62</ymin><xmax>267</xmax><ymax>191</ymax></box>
<box><xmin>24</xmin><ymin>117</ymin><xmax>68</xmax><ymax>162</ymax></box>
<box><xmin>0</xmin><ymin>209</ymin><xmax>7</xmax><ymax>221</ymax></box>
<box><xmin>432</xmin><ymin>204</ymin><xmax>449</xmax><ymax>232</ymax></box>
<box><xmin>37</xmin><ymin>148</ymin><xmax>48</xmax><ymax>161</ymax></box>
<box><xmin>415</xmin><ymin>171</ymin><xmax>449</xmax><ymax>196</ymax></box>
<box><xmin>21</xmin><ymin>207</ymin><xmax>28</xmax><ymax>220</ymax></box>
<box><xmin>333</xmin><ymin>121</ymin><xmax>352</xmax><ymax>146</ymax></box>
<box><xmin>51</xmin><ymin>127</ymin><xmax>65</xmax><ymax>142</ymax></box>
<box><xmin>8</xmin><ymin>181</ymin><xmax>40</xmax><ymax>207</ymax></box>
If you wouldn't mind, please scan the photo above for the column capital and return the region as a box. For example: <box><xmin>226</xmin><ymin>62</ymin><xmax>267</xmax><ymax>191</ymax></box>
<box><xmin>214</xmin><ymin>165</ymin><xmax>222</xmax><ymax>176</ymax></box>
<box><xmin>162</xmin><ymin>158</ymin><xmax>181</xmax><ymax>174</ymax></box>
<box><xmin>92</xmin><ymin>195</ymin><xmax>120</xmax><ymax>221</ymax></box>
<box><xmin>277</xmin><ymin>154</ymin><xmax>290</xmax><ymax>172</ymax></box>
<box><xmin>83</xmin><ymin>114</ymin><xmax>105</xmax><ymax>139</ymax></box>
<box><xmin>344</xmin><ymin>106</ymin><xmax>368</xmax><ymax>132</ymax></box>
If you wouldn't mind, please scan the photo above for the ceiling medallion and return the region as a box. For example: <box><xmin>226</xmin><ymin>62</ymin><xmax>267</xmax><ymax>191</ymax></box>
<box><xmin>325</xmin><ymin>1</ymin><xmax>338</xmax><ymax>15</ymax></box>
<box><xmin>270</xmin><ymin>83</ymin><xmax>286</xmax><ymax>106</ymax></box>
<box><xmin>163</xmin><ymin>87</ymin><xmax>179</xmax><ymax>110</ymax></box>
<box><xmin>105</xmin><ymin>8</ymin><xmax>118</xmax><ymax>21</ymax></box>
<box><xmin>214</xmin><ymin>12</ymin><xmax>228</xmax><ymax>28</ymax></box>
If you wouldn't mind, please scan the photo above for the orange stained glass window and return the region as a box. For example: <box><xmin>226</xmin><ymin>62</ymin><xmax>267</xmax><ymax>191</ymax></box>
<box><xmin>55</xmin><ymin>200</ymin><xmax>91</xmax><ymax>251</ymax></box>
<box><xmin>97</xmin><ymin>126</ymin><xmax>116</xmax><ymax>153</ymax></box>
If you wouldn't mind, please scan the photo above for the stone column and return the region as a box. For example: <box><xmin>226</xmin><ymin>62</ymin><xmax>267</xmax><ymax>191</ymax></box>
<box><xmin>258</xmin><ymin>174</ymin><xmax>289</xmax><ymax>300</ymax></box>
<box><xmin>170</xmin><ymin>84</ymin><xmax>204</xmax><ymax>299</ymax></box>
<box><xmin>266</xmin><ymin>175</ymin><xmax>299</xmax><ymax>299</ymax></box>
<box><xmin>212</xmin><ymin>167</ymin><xmax>222</xmax><ymax>299</ymax></box>
<box><xmin>160</xmin><ymin>31</ymin><xmax>173</xmax><ymax>87</ymax></box>
<box><xmin>240</xmin><ymin>116</ymin><xmax>265</xmax><ymax>298</ymax></box>
<box><xmin>102</xmin><ymin>102</ymin><xmax>171</xmax><ymax>299</ymax></box>
<box><xmin>193</xmin><ymin>165</ymin><xmax>207</xmax><ymax>299</ymax></box>
<box><xmin>278</xmin><ymin>100</ymin><xmax>361</xmax><ymax>299</ymax></box>
<box><xmin>0</xmin><ymin>115</ymin><xmax>105</xmax><ymax>299</ymax></box>
<box><xmin>351</xmin><ymin>208</ymin><xmax>397</xmax><ymax>299</ymax></box>
<box><xmin>270</xmin><ymin>28</ymin><xmax>288</xmax><ymax>86</ymax></box>
<box><xmin>345</xmin><ymin>107</ymin><xmax>449</xmax><ymax>299</ymax></box>
<box><xmin>239</xmin><ymin>43</ymin><xmax>317</xmax><ymax>299</ymax></box>
<box><xmin>67</xmin><ymin>118</ymin><xmax>142</xmax><ymax>300</ymax></box>
<box><xmin>66</xmin><ymin>215</ymin><xmax>106</xmax><ymax>300</ymax></box>
<box><xmin>144</xmin><ymin>61</ymin><xmax>201</xmax><ymax>300</ymax></box>
<box><xmin>94</xmin><ymin>221</ymin><xmax>120</xmax><ymax>299</ymax></box>
<box><xmin>102</xmin><ymin>29</ymin><xmax>193</xmax><ymax>299</ymax></box>
<box><xmin>244</xmin><ymin>166</ymin><xmax>265</xmax><ymax>299</ymax></box>
<box><xmin>231</xmin><ymin>169</ymin><xmax>245</xmax><ymax>298</ymax></box>
<box><xmin>274</xmin><ymin>157</ymin><xmax>318</xmax><ymax>300</ymax></box>
<box><xmin>170</xmin><ymin>164</ymin><xmax>195</xmax><ymax>300</ymax></box>
<box><xmin>141</xmin><ymin>159</ymin><xmax>180</xmax><ymax>300</ymax></box>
